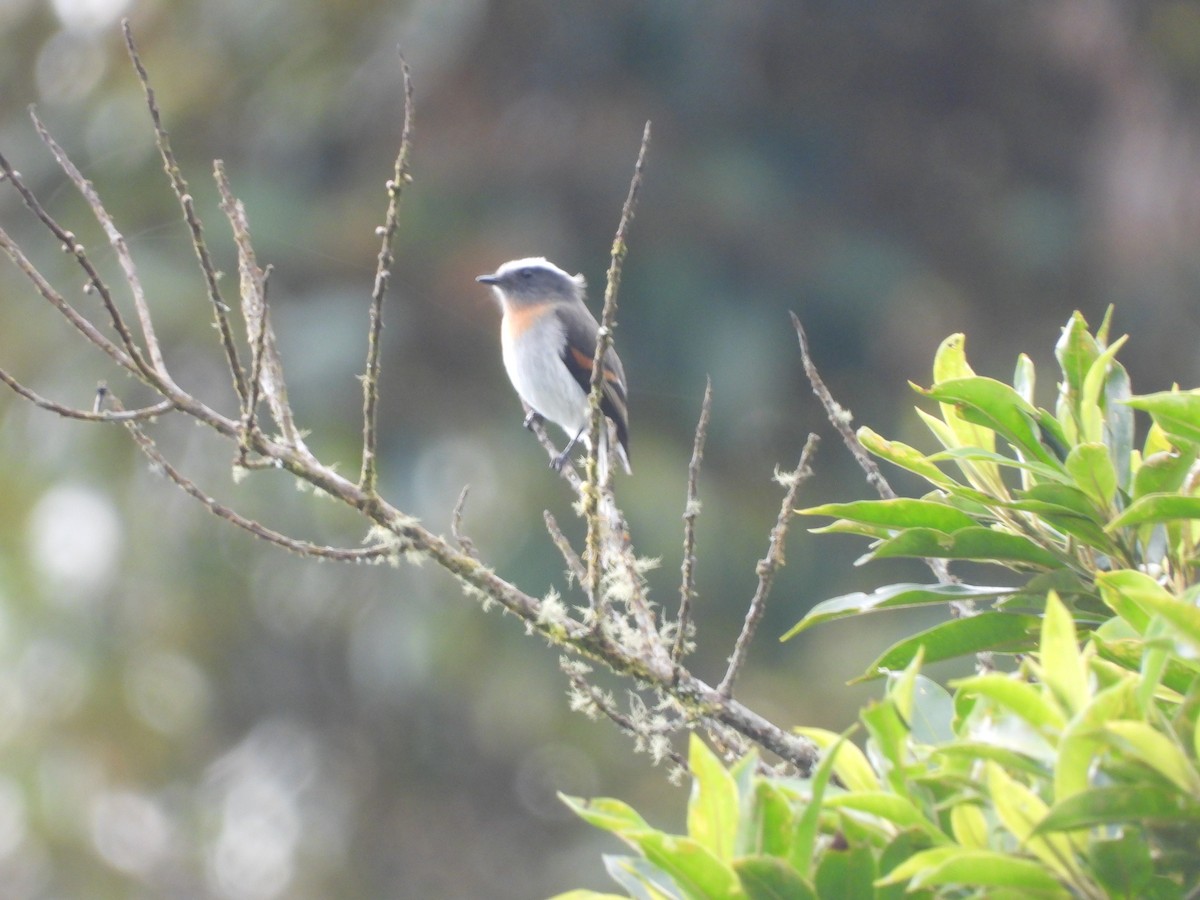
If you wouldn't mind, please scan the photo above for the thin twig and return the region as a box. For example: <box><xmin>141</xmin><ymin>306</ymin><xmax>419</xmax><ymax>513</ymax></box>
<box><xmin>452</xmin><ymin>485</ymin><xmax>479</xmax><ymax>560</ymax></box>
<box><xmin>0</xmin><ymin>369</ymin><xmax>174</xmax><ymax>422</ymax></box>
<box><xmin>214</xmin><ymin>162</ymin><xmax>305</xmax><ymax>452</ymax></box>
<box><xmin>528</xmin><ymin>407</ymin><xmax>584</xmax><ymax>492</ymax></box>
<box><xmin>792</xmin><ymin>313</ymin><xmax>894</xmax><ymax>501</ymax></box>
<box><xmin>674</xmin><ymin>377</ymin><xmax>712</xmax><ymax>667</ymax></box>
<box><xmin>238</xmin><ymin>264</ymin><xmax>272</xmax><ymax>465</ymax></box>
<box><xmin>564</xmin><ymin>668</ymin><xmax>687</xmax><ymax>770</ymax></box>
<box><xmin>545</xmin><ymin>510</ymin><xmax>586</xmax><ymax>586</ymax></box>
<box><xmin>1</xmin><ymin>79</ymin><xmax>827</xmax><ymax>772</ymax></box>
<box><xmin>791</xmin><ymin>314</ymin><xmax>988</xmax><ymax>674</ymax></box>
<box><xmin>122</xmin><ymin>19</ymin><xmax>248</xmax><ymax>409</ymax></box>
<box><xmin>791</xmin><ymin>314</ymin><xmax>958</xmax><ymax>583</ymax></box>
<box><xmin>115</xmin><ymin>398</ymin><xmax>392</xmax><ymax>562</ymax></box>
<box><xmin>0</xmin><ymin>155</ymin><xmax>151</xmax><ymax>378</ymax></box>
<box><xmin>359</xmin><ymin>56</ymin><xmax>414</xmax><ymax>496</ymax></box>
<box><xmin>30</xmin><ymin>109</ymin><xmax>169</xmax><ymax>378</ymax></box>
<box><xmin>584</xmin><ymin>120</ymin><xmax>651</xmax><ymax>616</ymax></box>
<box><xmin>0</xmin><ymin>223</ymin><xmax>138</xmax><ymax>373</ymax></box>
<box><xmin>717</xmin><ymin>433</ymin><xmax>820</xmax><ymax>698</ymax></box>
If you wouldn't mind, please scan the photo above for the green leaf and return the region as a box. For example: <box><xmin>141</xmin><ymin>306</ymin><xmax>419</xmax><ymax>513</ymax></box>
<box><xmin>1097</xmin><ymin>570</ymin><xmax>1200</xmax><ymax>654</ymax></box>
<box><xmin>927</xmin><ymin>446</ymin><xmax>1066</xmax><ymax>482</ymax></box>
<box><xmin>799</xmin><ymin>499</ymin><xmax>978</xmax><ymax>533</ymax></box>
<box><xmin>734</xmin><ymin>857</ymin><xmax>815</xmax><ymax>900</ymax></box>
<box><xmin>952</xmin><ymin>673</ymin><xmax>1066</xmax><ymax>733</ymax></box>
<box><xmin>687</xmin><ymin>735</ymin><xmax>739</xmax><ymax>862</ymax></box>
<box><xmin>791</xmin><ymin>729</ymin><xmax>878</xmax><ymax>793</ymax></box>
<box><xmin>790</xmin><ymin>735</ymin><xmax>845</xmax><ymax>879</ymax></box>
<box><xmin>1037</xmin><ymin>591</ymin><xmax>1089</xmax><ymax>715</ymax></box>
<box><xmin>1079</xmin><ymin>335</ymin><xmax>1129</xmax><ymax>445</ymax></box>
<box><xmin>876</xmin><ymin>831</ymin><xmax>936</xmax><ymax>900</ymax></box>
<box><xmin>1034</xmin><ymin>784</ymin><xmax>1200</xmax><ymax>832</ymax></box>
<box><xmin>860</xmin><ymin>700</ymin><xmax>910</xmax><ymax>793</ymax></box>
<box><xmin>1108</xmin><ymin>494</ymin><xmax>1200</xmax><ymax>531</ymax></box>
<box><xmin>1055</xmin><ymin>677</ymin><xmax>1138</xmax><ymax>800</ymax></box>
<box><xmin>986</xmin><ymin>763</ymin><xmax>1080</xmax><ymax>883</ymax></box>
<box><xmin>854</xmin><ymin>613</ymin><xmax>1042</xmax><ymax>682</ymax></box>
<box><xmin>630</xmin><ymin>833</ymin><xmax>744</xmax><ymax>900</ymax></box>
<box><xmin>881</xmin><ymin>847</ymin><xmax>1069</xmax><ymax>895</ymax></box>
<box><xmin>857</xmin><ymin>427</ymin><xmax>962</xmax><ymax>492</ymax></box>
<box><xmin>864</xmin><ymin>527</ymin><xmax>1061</xmax><ymax>568</ymax></box>
<box><xmin>1092</xmin><ymin>635</ymin><xmax>1200</xmax><ymax>695</ymax></box>
<box><xmin>1132</xmin><ymin>447</ymin><xmax>1197</xmax><ymax>500</ymax></box>
<box><xmin>929</xmin><ymin>335</ymin><xmax>992</xmax><ymax>435</ymax></box>
<box><xmin>562</xmin><ymin>795</ymin><xmax>653</xmax><ymax>835</ymax></box>
<box><xmin>934</xmin><ymin>743</ymin><xmax>1052</xmax><ymax>779</ymax></box>
<box><xmin>1102</xmin><ymin>358</ymin><xmax>1134</xmax><ymax>491</ymax></box>
<box><xmin>782</xmin><ymin>582</ymin><xmax>1014</xmax><ymax>639</ymax></box>
<box><xmin>743</xmin><ymin>781</ymin><xmax>794</xmax><ymax>859</ymax></box>
<box><xmin>1125</xmin><ymin>390</ymin><xmax>1200</xmax><ymax>445</ymax></box>
<box><xmin>603</xmin><ymin>855</ymin><xmax>682</xmax><ymax>900</ymax></box>
<box><xmin>549</xmin><ymin>890</ymin><xmax>633</xmax><ymax>900</ymax></box>
<box><xmin>822</xmin><ymin>792</ymin><xmax>946</xmax><ymax>842</ymax></box>
<box><xmin>949</xmin><ymin>803</ymin><xmax>989</xmax><ymax>849</ymax></box>
<box><xmin>814</xmin><ymin>845</ymin><xmax>875</xmax><ymax>900</ymax></box>
<box><xmin>1103</xmin><ymin>721</ymin><xmax>1200</xmax><ymax>794</ymax></box>
<box><xmin>1065</xmin><ymin>443</ymin><xmax>1118</xmax><ymax>508</ymax></box>
<box><xmin>1055</xmin><ymin>311</ymin><xmax>1099</xmax><ymax>413</ymax></box>
<box><xmin>1005</xmin><ymin>485</ymin><xmax>1116</xmax><ymax>552</ymax></box>
<box><xmin>919</xmin><ymin>376</ymin><xmax>1062</xmax><ymax>469</ymax></box>
<box><xmin>1089</xmin><ymin>831</ymin><xmax>1153</xmax><ymax>900</ymax></box>
<box><xmin>1014</xmin><ymin>352</ymin><xmax>1036</xmax><ymax>405</ymax></box>
<box><xmin>906</xmin><ymin>675</ymin><xmax>956</xmax><ymax>745</ymax></box>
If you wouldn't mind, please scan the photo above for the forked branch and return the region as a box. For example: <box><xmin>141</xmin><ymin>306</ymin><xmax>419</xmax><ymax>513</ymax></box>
<box><xmin>0</xmin><ymin>31</ymin><xmax>820</xmax><ymax>774</ymax></box>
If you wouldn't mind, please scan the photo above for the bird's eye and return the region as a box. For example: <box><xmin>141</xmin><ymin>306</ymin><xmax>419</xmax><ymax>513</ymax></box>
<box><xmin>520</xmin><ymin>268</ymin><xmax>534</xmax><ymax>279</ymax></box>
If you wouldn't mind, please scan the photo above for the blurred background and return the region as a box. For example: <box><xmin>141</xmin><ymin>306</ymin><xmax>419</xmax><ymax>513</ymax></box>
<box><xmin>2</xmin><ymin>1</ymin><xmax>1200</xmax><ymax>896</ymax></box>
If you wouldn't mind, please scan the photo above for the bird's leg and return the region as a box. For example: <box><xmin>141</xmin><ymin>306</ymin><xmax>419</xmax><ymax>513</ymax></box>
<box><xmin>522</xmin><ymin>408</ymin><xmax>544</xmax><ymax>430</ymax></box>
<box><xmin>551</xmin><ymin>426</ymin><xmax>585</xmax><ymax>471</ymax></box>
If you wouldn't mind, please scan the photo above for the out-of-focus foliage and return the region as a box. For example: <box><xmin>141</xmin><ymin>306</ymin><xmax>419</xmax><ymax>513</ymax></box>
<box><xmin>564</xmin><ymin>313</ymin><xmax>1200</xmax><ymax>899</ymax></box>
<box><xmin>3</xmin><ymin>2</ymin><xmax>1200</xmax><ymax>897</ymax></box>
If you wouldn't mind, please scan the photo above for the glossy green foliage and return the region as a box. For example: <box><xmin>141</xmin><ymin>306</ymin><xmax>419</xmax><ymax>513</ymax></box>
<box><xmin>563</xmin><ymin>597</ymin><xmax>1200</xmax><ymax>897</ymax></box>
<box><xmin>791</xmin><ymin>310</ymin><xmax>1200</xmax><ymax>681</ymax></box>
<box><xmin>561</xmin><ymin>312</ymin><xmax>1200</xmax><ymax>898</ymax></box>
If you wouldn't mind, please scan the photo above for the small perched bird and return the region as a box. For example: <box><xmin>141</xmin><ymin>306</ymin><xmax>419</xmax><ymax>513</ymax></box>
<box><xmin>477</xmin><ymin>257</ymin><xmax>631</xmax><ymax>476</ymax></box>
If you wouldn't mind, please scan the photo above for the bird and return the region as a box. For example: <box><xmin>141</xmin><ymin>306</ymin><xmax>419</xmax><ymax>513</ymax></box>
<box><xmin>477</xmin><ymin>257</ymin><xmax>632</xmax><ymax>476</ymax></box>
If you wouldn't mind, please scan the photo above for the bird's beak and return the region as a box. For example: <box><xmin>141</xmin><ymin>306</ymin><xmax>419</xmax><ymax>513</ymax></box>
<box><xmin>476</xmin><ymin>273</ymin><xmax>500</xmax><ymax>285</ymax></box>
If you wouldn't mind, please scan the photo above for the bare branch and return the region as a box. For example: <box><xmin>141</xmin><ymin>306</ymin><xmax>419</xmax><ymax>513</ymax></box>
<box><xmin>791</xmin><ymin>313</ymin><xmax>960</xmax><ymax>581</ymax></box>
<box><xmin>237</xmin><ymin>264</ymin><xmax>273</xmax><ymax>465</ymax></box>
<box><xmin>30</xmin><ymin>109</ymin><xmax>169</xmax><ymax>378</ymax></box>
<box><xmin>717</xmin><ymin>433</ymin><xmax>819</xmax><ymax>698</ymax></box>
<box><xmin>0</xmin><ymin>223</ymin><xmax>139</xmax><ymax>373</ymax></box>
<box><xmin>584</xmin><ymin>121</ymin><xmax>651</xmax><ymax>615</ymax></box>
<box><xmin>0</xmin><ymin>369</ymin><xmax>174</xmax><ymax>422</ymax></box>
<box><xmin>674</xmin><ymin>377</ymin><xmax>712</xmax><ymax>667</ymax></box>
<box><xmin>214</xmin><ymin>162</ymin><xmax>306</xmax><ymax>452</ymax></box>
<box><xmin>791</xmin><ymin>314</ymin><xmax>990</xmax><ymax>676</ymax></box>
<box><xmin>122</xmin><ymin>19</ymin><xmax>248</xmax><ymax>409</ymax></box>
<box><xmin>359</xmin><ymin>57</ymin><xmax>414</xmax><ymax>496</ymax></box>
<box><xmin>0</xmin><ymin>157</ymin><xmax>152</xmax><ymax>378</ymax></box>
<box><xmin>792</xmin><ymin>313</ymin><xmax>894</xmax><ymax>501</ymax></box>
<box><xmin>527</xmin><ymin>407</ymin><xmax>584</xmax><ymax>492</ymax></box>
<box><xmin>452</xmin><ymin>485</ymin><xmax>479</xmax><ymax>560</ymax></box>
<box><xmin>544</xmin><ymin>510</ymin><xmax>585</xmax><ymax>586</ymax></box>
<box><xmin>563</xmin><ymin>665</ymin><xmax>687</xmax><ymax>770</ymax></box>
<box><xmin>0</xmin><ymin>60</ymin><xmax>827</xmax><ymax>772</ymax></box>
<box><xmin>114</xmin><ymin>397</ymin><xmax>392</xmax><ymax>562</ymax></box>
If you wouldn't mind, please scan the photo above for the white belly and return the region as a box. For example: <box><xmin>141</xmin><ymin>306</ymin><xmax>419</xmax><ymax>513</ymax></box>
<box><xmin>502</xmin><ymin>311</ymin><xmax>587</xmax><ymax>438</ymax></box>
